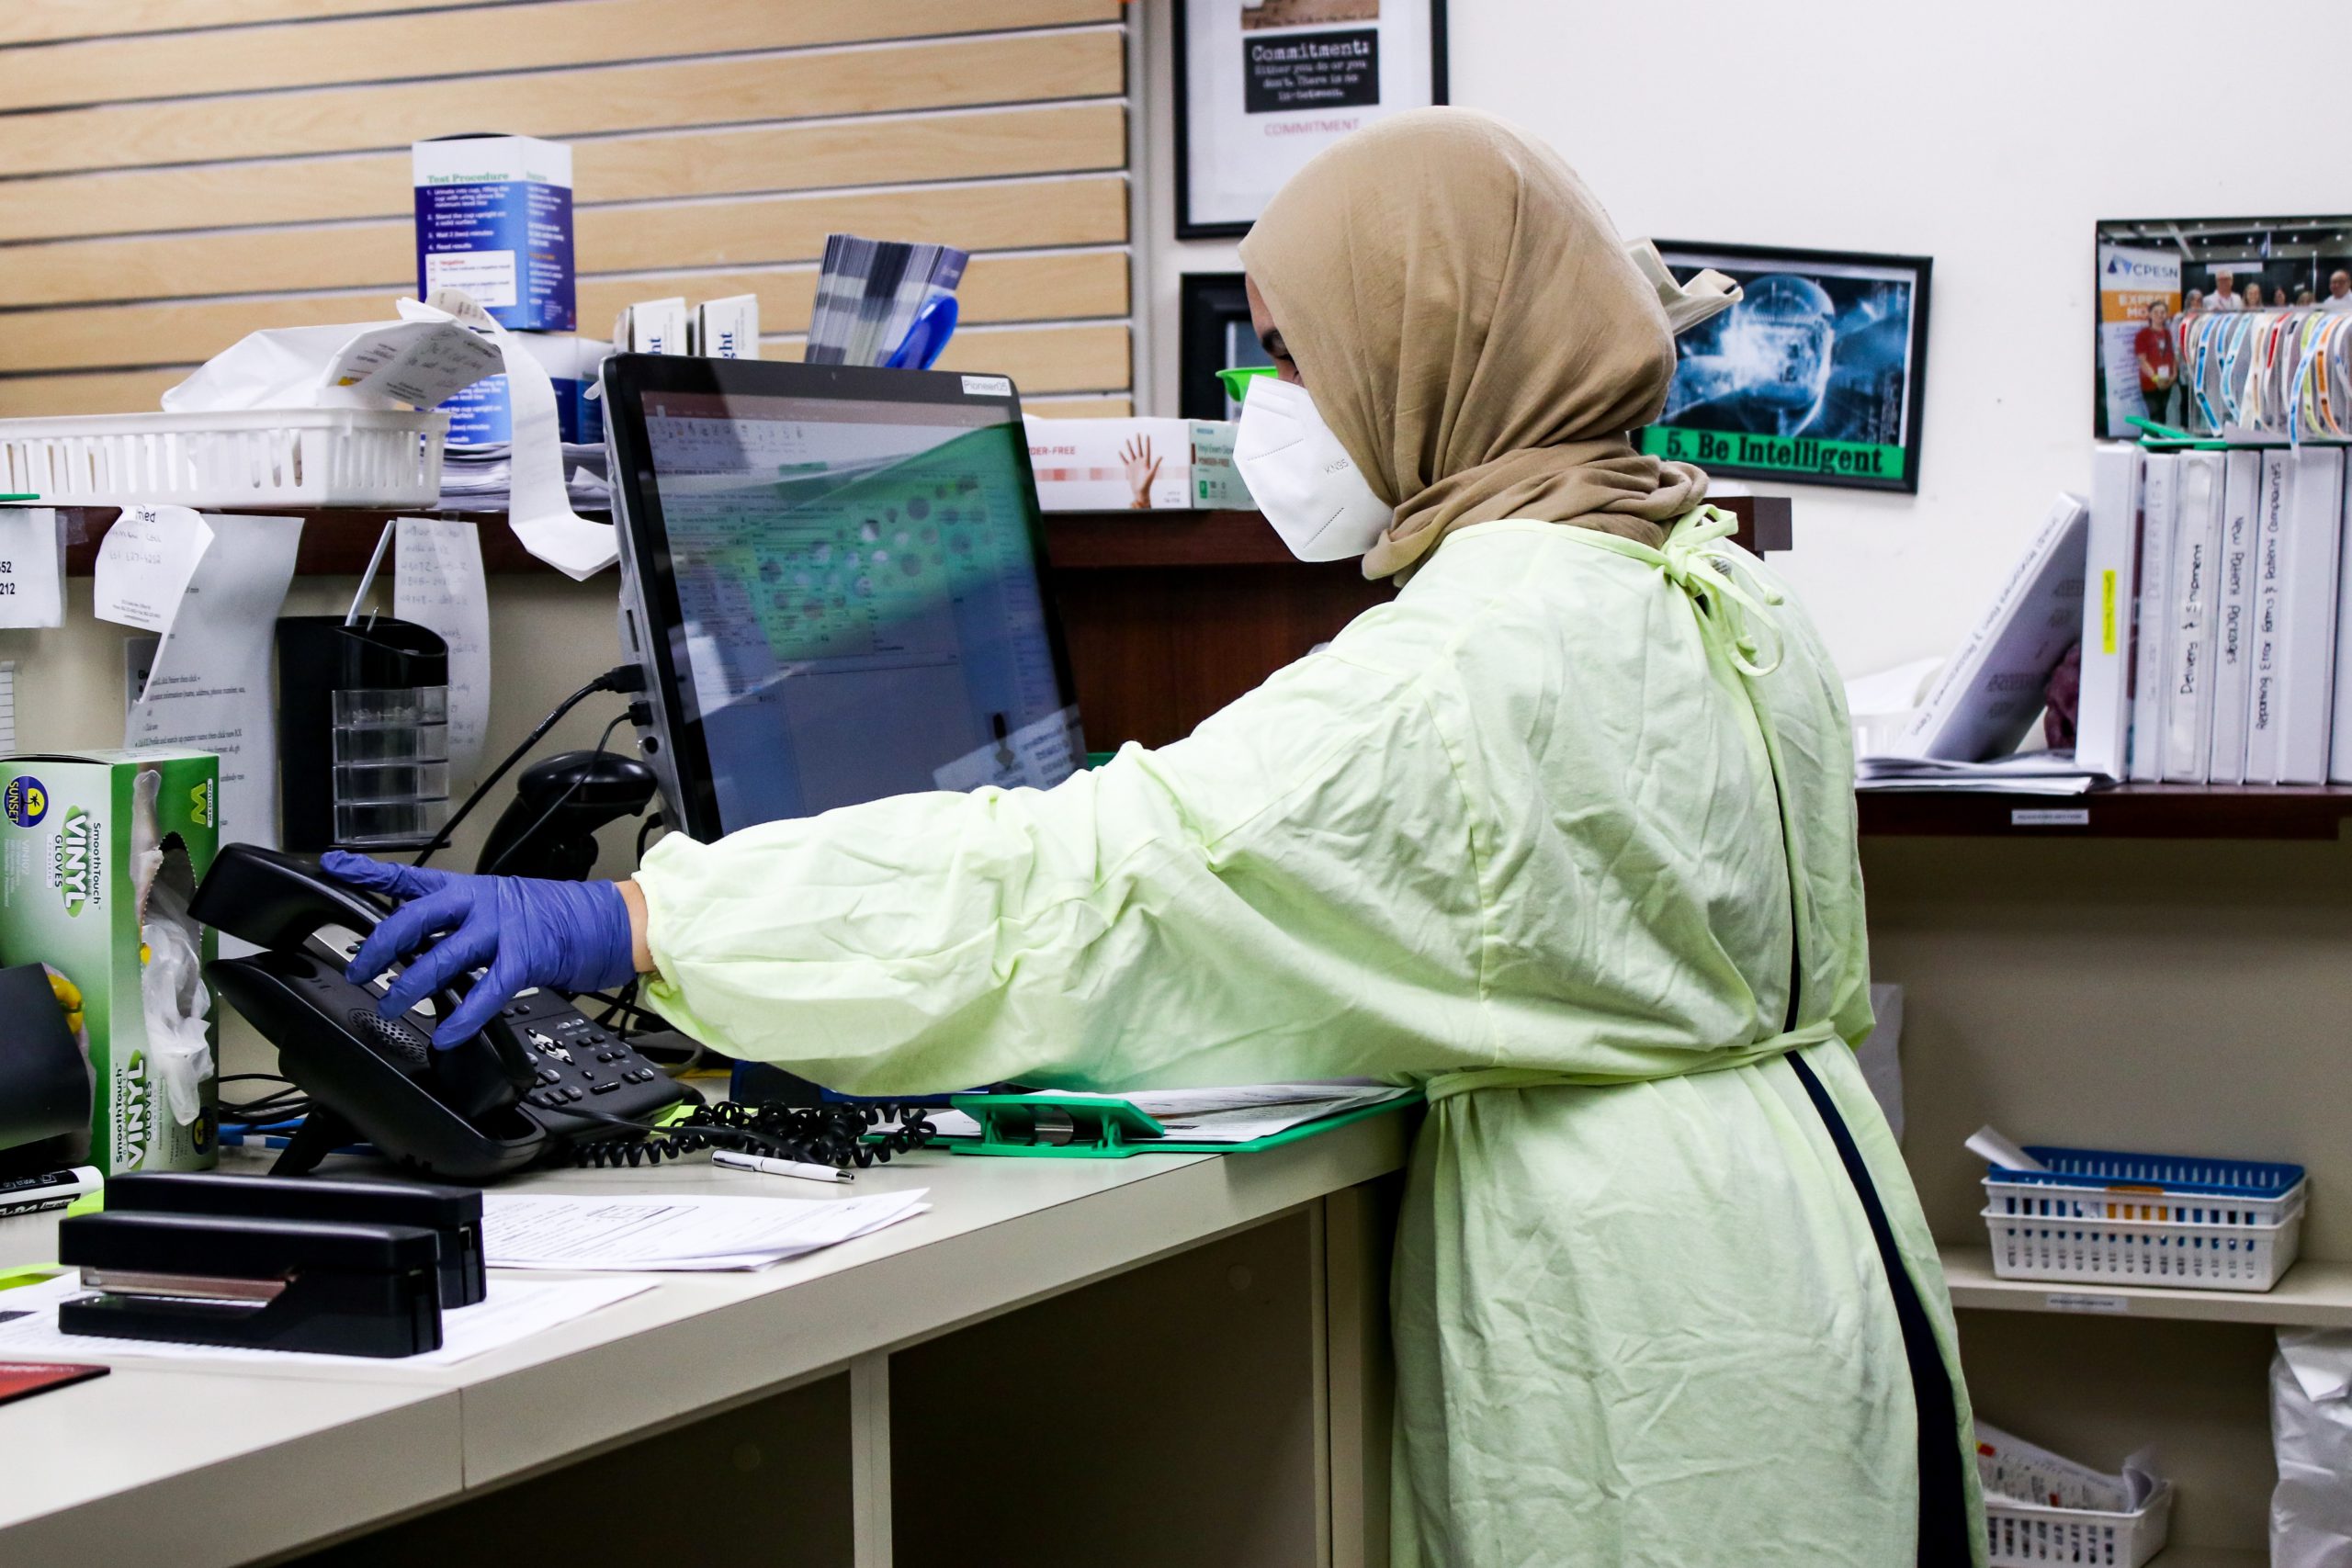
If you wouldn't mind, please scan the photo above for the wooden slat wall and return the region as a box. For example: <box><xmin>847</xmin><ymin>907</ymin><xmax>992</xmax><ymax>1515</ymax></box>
<box><xmin>0</xmin><ymin>1</ymin><xmax>1134</xmax><ymax>417</ymax></box>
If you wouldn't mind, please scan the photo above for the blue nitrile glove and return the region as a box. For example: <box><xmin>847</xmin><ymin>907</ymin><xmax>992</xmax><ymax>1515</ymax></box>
<box><xmin>322</xmin><ymin>852</ymin><xmax>638</xmax><ymax>1047</ymax></box>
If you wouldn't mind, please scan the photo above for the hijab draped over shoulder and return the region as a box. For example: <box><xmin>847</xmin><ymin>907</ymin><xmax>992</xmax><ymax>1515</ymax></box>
<box><xmin>1238</xmin><ymin>108</ymin><xmax>1707</xmax><ymax>580</ymax></box>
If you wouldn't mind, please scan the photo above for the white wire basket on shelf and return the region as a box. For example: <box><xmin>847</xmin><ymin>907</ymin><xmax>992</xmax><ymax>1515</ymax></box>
<box><xmin>1981</xmin><ymin>1145</ymin><xmax>2310</xmax><ymax>1292</ymax></box>
<box><xmin>1983</xmin><ymin>1483</ymin><xmax>2171</xmax><ymax>1568</ymax></box>
<box><xmin>0</xmin><ymin>409</ymin><xmax>447</xmax><ymax>508</ymax></box>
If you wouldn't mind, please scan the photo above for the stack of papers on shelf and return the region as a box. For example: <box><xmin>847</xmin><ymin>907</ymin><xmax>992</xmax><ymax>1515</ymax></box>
<box><xmin>0</xmin><ymin>1271</ymin><xmax>650</xmax><ymax>1368</ymax></box>
<box><xmin>438</xmin><ymin>442</ymin><xmax>608</xmax><ymax>510</ymax></box>
<box><xmin>1974</xmin><ymin>1420</ymin><xmax>2162</xmax><ymax>1512</ymax></box>
<box><xmin>1855</xmin><ymin>750</ymin><xmax>2101</xmax><ymax>795</ymax></box>
<box><xmin>929</xmin><ymin>1082</ymin><xmax>1414</xmax><ymax>1144</ymax></box>
<box><xmin>481</xmin><ymin>1190</ymin><xmax>930</xmax><ymax>1272</ymax></box>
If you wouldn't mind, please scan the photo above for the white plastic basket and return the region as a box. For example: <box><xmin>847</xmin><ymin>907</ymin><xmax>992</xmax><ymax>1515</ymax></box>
<box><xmin>1984</xmin><ymin>1483</ymin><xmax>2171</xmax><ymax>1568</ymax></box>
<box><xmin>0</xmin><ymin>408</ymin><xmax>447</xmax><ymax>507</ymax></box>
<box><xmin>1981</xmin><ymin>1145</ymin><xmax>2310</xmax><ymax>1292</ymax></box>
<box><xmin>1982</xmin><ymin>1206</ymin><xmax>2301</xmax><ymax>1291</ymax></box>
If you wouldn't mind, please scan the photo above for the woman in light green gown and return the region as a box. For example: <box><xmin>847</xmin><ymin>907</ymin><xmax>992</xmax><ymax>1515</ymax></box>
<box><xmin>370</xmin><ymin>108</ymin><xmax>1987</xmax><ymax>1564</ymax></box>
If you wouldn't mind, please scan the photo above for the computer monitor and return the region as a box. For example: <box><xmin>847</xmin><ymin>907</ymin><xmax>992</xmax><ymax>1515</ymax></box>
<box><xmin>604</xmin><ymin>355</ymin><xmax>1085</xmax><ymax>841</ymax></box>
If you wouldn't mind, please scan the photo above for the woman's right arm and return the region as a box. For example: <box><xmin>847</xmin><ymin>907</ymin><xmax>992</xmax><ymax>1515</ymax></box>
<box><xmin>627</xmin><ymin>645</ymin><xmax>1488</xmax><ymax>1098</ymax></box>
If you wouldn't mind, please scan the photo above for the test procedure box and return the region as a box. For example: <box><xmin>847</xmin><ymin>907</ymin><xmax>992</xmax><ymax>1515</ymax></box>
<box><xmin>0</xmin><ymin>750</ymin><xmax>220</xmax><ymax>1177</ymax></box>
<box><xmin>413</xmin><ymin>135</ymin><xmax>575</xmax><ymax>332</ymax></box>
<box><xmin>1023</xmin><ymin>417</ymin><xmax>1251</xmax><ymax>511</ymax></box>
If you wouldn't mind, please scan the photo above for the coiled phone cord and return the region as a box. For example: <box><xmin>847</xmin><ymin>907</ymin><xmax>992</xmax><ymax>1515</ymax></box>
<box><xmin>553</xmin><ymin>1099</ymin><xmax>940</xmax><ymax>1171</ymax></box>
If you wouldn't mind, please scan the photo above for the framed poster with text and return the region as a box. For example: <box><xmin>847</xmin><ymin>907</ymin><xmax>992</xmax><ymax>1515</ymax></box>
<box><xmin>1175</xmin><ymin>0</ymin><xmax>1447</xmax><ymax>240</ymax></box>
<box><xmin>1637</xmin><ymin>242</ymin><xmax>1933</xmax><ymax>494</ymax></box>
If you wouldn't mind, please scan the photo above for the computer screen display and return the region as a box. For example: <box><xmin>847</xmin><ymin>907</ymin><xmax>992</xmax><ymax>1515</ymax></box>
<box><xmin>607</xmin><ymin>359</ymin><xmax>1082</xmax><ymax>839</ymax></box>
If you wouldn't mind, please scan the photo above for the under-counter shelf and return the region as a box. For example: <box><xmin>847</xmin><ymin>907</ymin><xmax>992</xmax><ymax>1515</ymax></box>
<box><xmin>1941</xmin><ymin>1244</ymin><xmax>2352</xmax><ymax>1328</ymax></box>
<box><xmin>2144</xmin><ymin>1550</ymin><xmax>2265</xmax><ymax>1568</ymax></box>
<box><xmin>49</xmin><ymin>495</ymin><xmax>1793</xmax><ymax>575</ymax></box>
<box><xmin>1860</xmin><ymin>782</ymin><xmax>2352</xmax><ymax>840</ymax></box>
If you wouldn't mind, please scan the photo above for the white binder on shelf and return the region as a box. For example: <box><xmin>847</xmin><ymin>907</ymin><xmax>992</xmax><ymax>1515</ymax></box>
<box><xmin>2075</xmin><ymin>445</ymin><xmax>2143</xmax><ymax>781</ymax></box>
<box><xmin>2127</xmin><ymin>453</ymin><xmax>2177</xmax><ymax>783</ymax></box>
<box><xmin>2276</xmin><ymin>446</ymin><xmax>2345</xmax><ymax>784</ymax></box>
<box><xmin>1891</xmin><ymin>493</ymin><xmax>2087</xmax><ymax>763</ymax></box>
<box><xmin>2330</xmin><ymin>466</ymin><xmax>2352</xmax><ymax>784</ymax></box>
<box><xmin>2160</xmin><ymin>452</ymin><xmax>2223</xmax><ymax>783</ymax></box>
<box><xmin>2208</xmin><ymin>449</ymin><xmax>2262</xmax><ymax>784</ymax></box>
<box><xmin>2244</xmin><ymin>450</ymin><xmax>2292</xmax><ymax>784</ymax></box>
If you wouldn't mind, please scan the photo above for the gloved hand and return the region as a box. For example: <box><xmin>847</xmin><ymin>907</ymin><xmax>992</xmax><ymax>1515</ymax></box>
<box><xmin>322</xmin><ymin>852</ymin><xmax>639</xmax><ymax>1047</ymax></box>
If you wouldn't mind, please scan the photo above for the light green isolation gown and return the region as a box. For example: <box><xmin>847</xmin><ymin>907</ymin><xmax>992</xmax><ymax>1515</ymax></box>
<box><xmin>635</xmin><ymin>509</ymin><xmax>1985</xmax><ymax>1565</ymax></box>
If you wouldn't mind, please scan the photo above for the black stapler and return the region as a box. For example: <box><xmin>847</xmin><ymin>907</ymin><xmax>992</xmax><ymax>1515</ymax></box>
<box><xmin>57</xmin><ymin>1210</ymin><xmax>443</xmax><ymax>1358</ymax></box>
<box><xmin>103</xmin><ymin>1171</ymin><xmax>487</xmax><ymax>1307</ymax></box>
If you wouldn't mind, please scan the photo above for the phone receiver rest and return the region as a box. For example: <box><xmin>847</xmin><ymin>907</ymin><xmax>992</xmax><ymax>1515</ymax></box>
<box><xmin>209</xmin><ymin>948</ymin><xmax>545</xmax><ymax>1181</ymax></box>
<box><xmin>192</xmin><ymin>844</ymin><xmax>535</xmax><ymax>1091</ymax></box>
<box><xmin>194</xmin><ymin>843</ymin><xmax>689</xmax><ymax>1182</ymax></box>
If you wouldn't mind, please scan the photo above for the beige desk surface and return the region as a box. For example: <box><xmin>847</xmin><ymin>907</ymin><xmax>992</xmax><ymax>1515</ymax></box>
<box><xmin>0</xmin><ymin>1111</ymin><xmax>1411</xmax><ymax>1563</ymax></box>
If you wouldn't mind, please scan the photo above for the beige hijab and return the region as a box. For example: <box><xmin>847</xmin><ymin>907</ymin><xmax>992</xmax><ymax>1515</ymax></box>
<box><xmin>1238</xmin><ymin>108</ymin><xmax>1706</xmax><ymax>580</ymax></box>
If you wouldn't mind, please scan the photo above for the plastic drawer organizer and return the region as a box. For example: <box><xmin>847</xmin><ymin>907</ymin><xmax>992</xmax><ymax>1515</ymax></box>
<box><xmin>1983</xmin><ymin>1485</ymin><xmax>2172</xmax><ymax>1568</ymax></box>
<box><xmin>1982</xmin><ymin>1145</ymin><xmax>2309</xmax><ymax>1292</ymax></box>
<box><xmin>0</xmin><ymin>409</ymin><xmax>447</xmax><ymax>508</ymax></box>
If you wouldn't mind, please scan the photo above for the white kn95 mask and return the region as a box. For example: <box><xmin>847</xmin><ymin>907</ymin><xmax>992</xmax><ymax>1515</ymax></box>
<box><xmin>1230</xmin><ymin>377</ymin><xmax>1392</xmax><ymax>561</ymax></box>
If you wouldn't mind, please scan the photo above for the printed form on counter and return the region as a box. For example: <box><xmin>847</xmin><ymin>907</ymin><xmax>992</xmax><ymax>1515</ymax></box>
<box><xmin>122</xmin><ymin>514</ymin><xmax>303</xmax><ymax>849</ymax></box>
<box><xmin>0</xmin><ymin>1271</ymin><xmax>648</xmax><ymax>1373</ymax></box>
<box><xmin>481</xmin><ymin>1189</ymin><xmax>932</xmax><ymax>1271</ymax></box>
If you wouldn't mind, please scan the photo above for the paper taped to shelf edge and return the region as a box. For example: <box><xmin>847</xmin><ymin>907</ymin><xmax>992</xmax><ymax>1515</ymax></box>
<box><xmin>393</xmin><ymin>515</ymin><xmax>492</xmax><ymax>784</ymax></box>
<box><xmin>93</xmin><ymin>504</ymin><xmax>212</xmax><ymax>644</ymax></box>
<box><xmin>416</xmin><ymin>291</ymin><xmax>617</xmax><ymax>580</ymax></box>
<box><xmin>124</xmin><ymin>513</ymin><xmax>304</xmax><ymax>850</ymax></box>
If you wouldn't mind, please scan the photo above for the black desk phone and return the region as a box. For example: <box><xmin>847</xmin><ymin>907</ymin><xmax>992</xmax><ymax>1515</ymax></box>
<box><xmin>191</xmin><ymin>844</ymin><xmax>693</xmax><ymax>1181</ymax></box>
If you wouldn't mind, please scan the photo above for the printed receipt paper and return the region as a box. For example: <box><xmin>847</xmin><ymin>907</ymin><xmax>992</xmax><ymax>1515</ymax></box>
<box><xmin>93</xmin><ymin>504</ymin><xmax>212</xmax><ymax>637</ymax></box>
<box><xmin>0</xmin><ymin>508</ymin><xmax>64</xmax><ymax>630</ymax></box>
<box><xmin>393</xmin><ymin>516</ymin><xmax>492</xmax><ymax>784</ymax></box>
<box><xmin>417</xmin><ymin>291</ymin><xmax>617</xmax><ymax>579</ymax></box>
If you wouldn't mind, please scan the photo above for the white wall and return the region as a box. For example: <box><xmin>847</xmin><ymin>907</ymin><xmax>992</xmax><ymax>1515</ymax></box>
<box><xmin>1140</xmin><ymin>0</ymin><xmax>2348</xmax><ymax>677</ymax></box>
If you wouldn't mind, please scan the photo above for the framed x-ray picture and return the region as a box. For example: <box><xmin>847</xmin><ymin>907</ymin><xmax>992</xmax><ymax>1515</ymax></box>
<box><xmin>1637</xmin><ymin>242</ymin><xmax>1933</xmax><ymax>494</ymax></box>
<box><xmin>1174</xmin><ymin>0</ymin><xmax>1448</xmax><ymax>240</ymax></box>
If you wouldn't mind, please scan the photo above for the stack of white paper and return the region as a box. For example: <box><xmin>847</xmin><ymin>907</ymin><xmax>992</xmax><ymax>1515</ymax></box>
<box><xmin>1974</xmin><ymin>1419</ymin><xmax>2162</xmax><ymax>1513</ymax></box>
<box><xmin>482</xmin><ymin>1190</ymin><xmax>930</xmax><ymax>1272</ymax></box>
<box><xmin>0</xmin><ymin>1272</ymin><xmax>650</xmax><ymax>1369</ymax></box>
<box><xmin>438</xmin><ymin>442</ymin><xmax>609</xmax><ymax>510</ymax></box>
<box><xmin>1854</xmin><ymin>751</ymin><xmax>2100</xmax><ymax>795</ymax></box>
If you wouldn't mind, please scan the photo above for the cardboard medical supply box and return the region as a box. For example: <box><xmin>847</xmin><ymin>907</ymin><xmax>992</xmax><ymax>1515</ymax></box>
<box><xmin>435</xmin><ymin>333</ymin><xmax>608</xmax><ymax>447</ymax></box>
<box><xmin>613</xmin><ymin>298</ymin><xmax>690</xmax><ymax>356</ymax></box>
<box><xmin>0</xmin><ymin>750</ymin><xmax>220</xmax><ymax>1176</ymax></box>
<box><xmin>1023</xmin><ymin>417</ymin><xmax>1252</xmax><ymax>511</ymax></box>
<box><xmin>694</xmin><ymin>295</ymin><xmax>762</xmax><ymax>359</ymax></box>
<box><xmin>413</xmin><ymin>134</ymin><xmax>575</xmax><ymax>333</ymax></box>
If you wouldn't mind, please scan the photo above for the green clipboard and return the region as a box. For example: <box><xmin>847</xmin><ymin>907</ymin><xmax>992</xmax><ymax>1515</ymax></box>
<box><xmin>944</xmin><ymin>1089</ymin><xmax>1423</xmax><ymax>1158</ymax></box>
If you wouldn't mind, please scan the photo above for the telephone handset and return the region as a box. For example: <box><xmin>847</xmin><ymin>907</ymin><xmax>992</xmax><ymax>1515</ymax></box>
<box><xmin>191</xmin><ymin>844</ymin><xmax>692</xmax><ymax>1181</ymax></box>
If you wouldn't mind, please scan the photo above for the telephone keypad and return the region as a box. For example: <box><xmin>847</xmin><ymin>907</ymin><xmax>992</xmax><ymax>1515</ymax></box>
<box><xmin>482</xmin><ymin>987</ymin><xmax>685</xmax><ymax>1135</ymax></box>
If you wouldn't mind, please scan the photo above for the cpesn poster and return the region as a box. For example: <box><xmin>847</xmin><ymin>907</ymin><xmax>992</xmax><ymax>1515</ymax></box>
<box><xmin>2094</xmin><ymin>244</ymin><xmax>2182</xmax><ymax>438</ymax></box>
<box><xmin>1175</xmin><ymin>0</ymin><xmax>1446</xmax><ymax>238</ymax></box>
